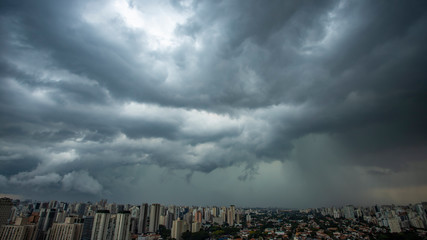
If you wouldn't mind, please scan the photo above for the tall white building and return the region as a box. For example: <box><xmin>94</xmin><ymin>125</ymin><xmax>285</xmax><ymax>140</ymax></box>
<box><xmin>149</xmin><ymin>204</ymin><xmax>160</xmax><ymax>233</ymax></box>
<box><xmin>171</xmin><ymin>219</ymin><xmax>188</xmax><ymax>240</ymax></box>
<box><xmin>91</xmin><ymin>210</ymin><xmax>111</xmax><ymax>240</ymax></box>
<box><xmin>113</xmin><ymin>211</ymin><xmax>131</xmax><ymax>240</ymax></box>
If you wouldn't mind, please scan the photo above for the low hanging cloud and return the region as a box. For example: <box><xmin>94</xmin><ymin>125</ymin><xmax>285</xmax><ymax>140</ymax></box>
<box><xmin>0</xmin><ymin>0</ymin><xmax>427</xmax><ymax>205</ymax></box>
<box><xmin>62</xmin><ymin>171</ymin><xmax>103</xmax><ymax>195</ymax></box>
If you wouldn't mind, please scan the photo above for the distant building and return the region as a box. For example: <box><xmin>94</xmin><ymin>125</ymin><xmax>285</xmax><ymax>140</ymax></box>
<box><xmin>138</xmin><ymin>203</ymin><xmax>149</xmax><ymax>234</ymax></box>
<box><xmin>388</xmin><ymin>217</ymin><xmax>402</xmax><ymax>233</ymax></box>
<box><xmin>76</xmin><ymin>203</ymin><xmax>87</xmax><ymax>218</ymax></box>
<box><xmin>191</xmin><ymin>222</ymin><xmax>201</xmax><ymax>233</ymax></box>
<box><xmin>227</xmin><ymin>205</ymin><xmax>235</xmax><ymax>226</ymax></box>
<box><xmin>333</xmin><ymin>208</ymin><xmax>341</xmax><ymax>219</ymax></box>
<box><xmin>220</xmin><ymin>207</ymin><xmax>227</xmax><ymax>223</ymax></box>
<box><xmin>165</xmin><ymin>212</ymin><xmax>174</xmax><ymax>230</ymax></box>
<box><xmin>149</xmin><ymin>204</ymin><xmax>160</xmax><ymax>233</ymax></box>
<box><xmin>171</xmin><ymin>219</ymin><xmax>188</xmax><ymax>240</ymax></box>
<box><xmin>343</xmin><ymin>205</ymin><xmax>355</xmax><ymax>219</ymax></box>
<box><xmin>212</xmin><ymin>216</ymin><xmax>223</xmax><ymax>225</ymax></box>
<box><xmin>211</xmin><ymin>207</ymin><xmax>219</xmax><ymax>217</ymax></box>
<box><xmin>194</xmin><ymin>211</ymin><xmax>202</xmax><ymax>223</ymax></box>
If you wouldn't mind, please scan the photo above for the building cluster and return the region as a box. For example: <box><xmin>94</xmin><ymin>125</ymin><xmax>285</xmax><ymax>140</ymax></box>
<box><xmin>237</xmin><ymin>203</ymin><xmax>427</xmax><ymax>239</ymax></box>
<box><xmin>315</xmin><ymin>203</ymin><xmax>427</xmax><ymax>233</ymax></box>
<box><xmin>1</xmin><ymin>197</ymin><xmax>427</xmax><ymax>240</ymax></box>
<box><xmin>0</xmin><ymin>197</ymin><xmax>241</xmax><ymax>240</ymax></box>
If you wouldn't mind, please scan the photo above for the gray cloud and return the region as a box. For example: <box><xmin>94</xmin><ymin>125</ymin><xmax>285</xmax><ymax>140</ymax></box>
<box><xmin>62</xmin><ymin>171</ymin><xmax>103</xmax><ymax>195</ymax></box>
<box><xmin>0</xmin><ymin>0</ymin><xmax>426</xmax><ymax>206</ymax></box>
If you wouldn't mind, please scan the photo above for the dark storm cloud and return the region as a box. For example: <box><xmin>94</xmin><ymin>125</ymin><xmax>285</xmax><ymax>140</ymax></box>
<box><xmin>0</xmin><ymin>0</ymin><xmax>426</xmax><ymax>205</ymax></box>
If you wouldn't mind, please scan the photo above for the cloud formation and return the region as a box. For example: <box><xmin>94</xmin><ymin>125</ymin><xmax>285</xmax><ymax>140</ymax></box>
<box><xmin>0</xmin><ymin>0</ymin><xmax>426</xmax><ymax>206</ymax></box>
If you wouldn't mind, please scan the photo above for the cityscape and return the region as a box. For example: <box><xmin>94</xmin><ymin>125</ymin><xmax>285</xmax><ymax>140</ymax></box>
<box><xmin>1</xmin><ymin>0</ymin><xmax>427</xmax><ymax>240</ymax></box>
<box><xmin>1</xmin><ymin>197</ymin><xmax>427</xmax><ymax>240</ymax></box>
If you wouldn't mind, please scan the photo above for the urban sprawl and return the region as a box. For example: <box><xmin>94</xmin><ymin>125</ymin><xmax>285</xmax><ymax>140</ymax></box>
<box><xmin>0</xmin><ymin>197</ymin><xmax>426</xmax><ymax>239</ymax></box>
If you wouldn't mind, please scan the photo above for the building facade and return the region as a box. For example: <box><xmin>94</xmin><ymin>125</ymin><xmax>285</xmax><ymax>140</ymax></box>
<box><xmin>91</xmin><ymin>210</ymin><xmax>111</xmax><ymax>240</ymax></box>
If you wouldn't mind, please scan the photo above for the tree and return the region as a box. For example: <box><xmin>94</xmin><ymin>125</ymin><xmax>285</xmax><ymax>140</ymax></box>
<box><xmin>181</xmin><ymin>230</ymin><xmax>210</xmax><ymax>240</ymax></box>
<box><xmin>182</xmin><ymin>231</ymin><xmax>192</xmax><ymax>240</ymax></box>
<box><xmin>159</xmin><ymin>225</ymin><xmax>171</xmax><ymax>239</ymax></box>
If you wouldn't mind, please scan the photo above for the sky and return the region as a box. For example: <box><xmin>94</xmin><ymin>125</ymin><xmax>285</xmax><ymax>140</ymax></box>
<box><xmin>0</xmin><ymin>0</ymin><xmax>427</xmax><ymax>208</ymax></box>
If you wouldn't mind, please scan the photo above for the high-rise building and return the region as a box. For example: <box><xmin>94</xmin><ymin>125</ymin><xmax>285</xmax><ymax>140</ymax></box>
<box><xmin>171</xmin><ymin>219</ymin><xmax>188</xmax><ymax>240</ymax></box>
<box><xmin>138</xmin><ymin>204</ymin><xmax>148</xmax><ymax>234</ymax></box>
<box><xmin>48</xmin><ymin>201</ymin><xmax>58</xmax><ymax>210</ymax></box>
<box><xmin>333</xmin><ymin>208</ymin><xmax>341</xmax><ymax>219</ymax></box>
<box><xmin>227</xmin><ymin>205</ymin><xmax>235</xmax><ymax>226</ymax></box>
<box><xmin>149</xmin><ymin>204</ymin><xmax>160</xmax><ymax>233</ymax></box>
<box><xmin>130</xmin><ymin>218</ymin><xmax>138</xmax><ymax>235</ymax></box>
<box><xmin>160</xmin><ymin>206</ymin><xmax>166</xmax><ymax>216</ymax></box>
<box><xmin>160</xmin><ymin>215</ymin><xmax>167</xmax><ymax>227</ymax></box>
<box><xmin>212</xmin><ymin>207</ymin><xmax>219</xmax><ymax>217</ymax></box>
<box><xmin>106</xmin><ymin>215</ymin><xmax>116</xmax><ymax>240</ymax></box>
<box><xmin>108</xmin><ymin>204</ymin><xmax>117</xmax><ymax>215</ymax></box>
<box><xmin>343</xmin><ymin>205</ymin><xmax>355</xmax><ymax>220</ymax></box>
<box><xmin>55</xmin><ymin>211</ymin><xmax>66</xmax><ymax>224</ymax></box>
<box><xmin>36</xmin><ymin>209</ymin><xmax>47</xmax><ymax>240</ymax></box>
<box><xmin>113</xmin><ymin>211</ymin><xmax>131</xmax><ymax>240</ymax></box>
<box><xmin>47</xmin><ymin>219</ymin><xmax>83</xmax><ymax>240</ymax></box>
<box><xmin>246</xmin><ymin>214</ymin><xmax>251</xmax><ymax>223</ymax></box>
<box><xmin>191</xmin><ymin>222</ymin><xmax>201</xmax><ymax>233</ymax></box>
<box><xmin>42</xmin><ymin>208</ymin><xmax>56</xmax><ymax>232</ymax></box>
<box><xmin>184</xmin><ymin>213</ymin><xmax>192</xmax><ymax>231</ymax></box>
<box><xmin>388</xmin><ymin>217</ymin><xmax>402</xmax><ymax>233</ymax></box>
<box><xmin>415</xmin><ymin>204</ymin><xmax>427</xmax><ymax>225</ymax></box>
<box><xmin>409</xmin><ymin>214</ymin><xmax>425</xmax><ymax>229</ymax></box>
<box><xmin>220</xmin><ymin>207</ymin><xmax>227</xmax><ymax>223</ymax></box>
<box><xmin>9</xmin><ymin>206</ymin><xmax>17</xmax><ymax>224</ymax></box>
<box><xmin>204</xmin><ymin>208</ymin><xmax>211</xmax><ymax>223</ymax></box>
<box><xmin>129</xmin><ymin>206</ymin><xmax>139</xmax><ymax>234</ymax></box>
<box><xmin>117</xmin><ymin>205</ymin><xmax>124</xmax><ymax>213</ymax></box>
<box><xmin>0</xmin><ymin>198</ymin><xmax>13</xmax><ymax>226</ymax></box>
<box><xmin>165</xmin><ymin>212</ymin><xmax>174</xmax><ymax>230</ymax></box>
<box><xmin>170</xmin><ymin>206</ymin><xmax>178</xmax><ymax>220</ymax></box>
<box><xmin>91</xmin><ymin>210</ymin><xmax>111</xmax><ymax>240</ymax></box>
<box><xmin>0</xmin><ymin>224</ymin><xmax>37</xmax><ymax>240</ymax></box>
<box><xmin>235</xmin><ymin>211</ymin><xmax>240</xmax><ymax>224</ymax></box>
<box><xmin>194</xmin><ymin>211</ymin><xmax>202</xmax><ymax>223</ymax></box>
<box><xmin>76</xmin><ymin>203</ymin><xmax>87</xmax><ymax>218</ymax></box>
<box><xmin>81</xmin><ymin>216</ymin><xmax>94</xmax><ymax>240</ymax></box>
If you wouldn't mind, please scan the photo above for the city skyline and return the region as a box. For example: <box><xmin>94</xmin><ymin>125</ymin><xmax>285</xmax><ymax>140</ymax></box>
<box><xmin>1</xmin><ymin>0</ymin><xmax>427</xmax><ymax>208</ymax></box>
<box><xmin>3</xmin><ymin>194</ymin><xmax>427</xmax><ymax>211</ymax></box>
<box><xmin>0</xmin><ymin>197</ymin><xmax>426</xmax><ymax>239</ymax></box>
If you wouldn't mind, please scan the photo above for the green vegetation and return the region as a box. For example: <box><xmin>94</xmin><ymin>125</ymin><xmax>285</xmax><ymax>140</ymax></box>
<box><xmin>181</xmin><ymin>230</ymin><xmax>209</xmax><ymax>240</ymax></box>
<box><xmin>159</xmin><ymin>225</ymin><xmax>171</xmax><ymax>239</ymax></box>
<box><xmin>376</xmin><ymin>232</ymin><xmax>424</xmax><ymax>240</ymax></box>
